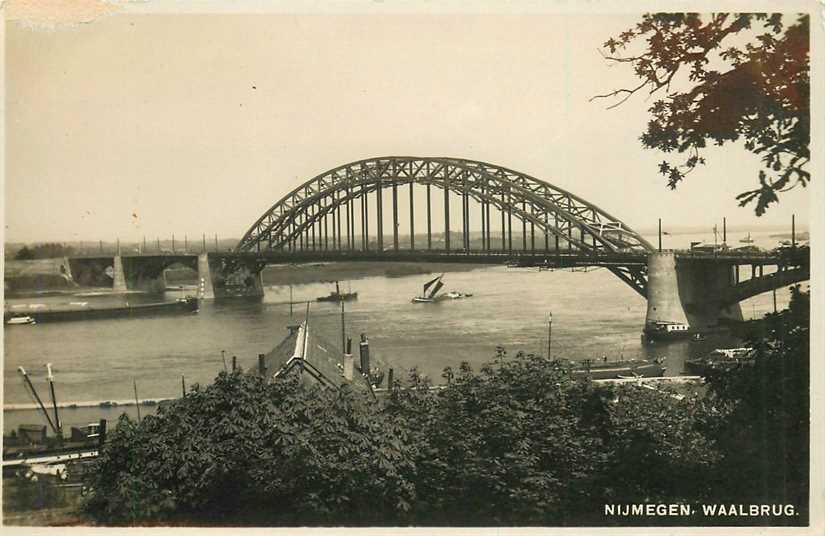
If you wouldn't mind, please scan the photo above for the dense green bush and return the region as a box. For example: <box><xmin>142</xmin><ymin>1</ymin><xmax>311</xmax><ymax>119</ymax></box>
<box><xmin>699</xmin><ymin>286</ymin><xmax>810</xmax><ymax>522</ymax></box>
<box><xmin>84</xmin><ymin>373</ymin><xmax>415</xmax><ymax>525</ymax></box>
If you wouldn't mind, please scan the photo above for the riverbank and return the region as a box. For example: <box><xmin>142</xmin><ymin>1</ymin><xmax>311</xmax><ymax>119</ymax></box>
<box><xmin>6</xmin><ymin>257</ymin><xmax>492</xmax><ymax>293</ymax></box>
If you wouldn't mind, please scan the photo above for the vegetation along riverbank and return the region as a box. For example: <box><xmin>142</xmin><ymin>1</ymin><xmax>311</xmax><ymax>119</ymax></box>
<box><xmin>38</xmin><ymin>287</ymin><xmax>806</xmax><ymax>527</ymax></box>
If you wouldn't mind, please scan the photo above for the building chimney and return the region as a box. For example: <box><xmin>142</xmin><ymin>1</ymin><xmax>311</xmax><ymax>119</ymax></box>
<box><xmin>343</xmin><ymin>338</ymin><xmax>354</xmax><ymax>381</ymax></box>
<box><xmin>359</xmin><ymin>333</ymin><xmax>370</xmax><ymax>377</ymax></box>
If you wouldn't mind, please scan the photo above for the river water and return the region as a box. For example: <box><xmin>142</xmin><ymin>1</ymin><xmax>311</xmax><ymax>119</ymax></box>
<box><xmin>3</xmin><ymin>231</ymin><xmax>801</xmax><ymax>433</ymax></box>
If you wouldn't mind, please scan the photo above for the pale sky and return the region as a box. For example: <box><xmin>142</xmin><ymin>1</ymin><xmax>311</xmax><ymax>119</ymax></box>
<box><xmin>5</xmin><ymin>12</ymin><xmax>810</xmax><ymax>243</ymax></box>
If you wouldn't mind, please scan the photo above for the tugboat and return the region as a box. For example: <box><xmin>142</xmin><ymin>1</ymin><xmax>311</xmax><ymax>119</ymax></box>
<box><xmin>316</xmin><ymin>281</ymin><xmax>358</xmax><ymax>302</ymax></box>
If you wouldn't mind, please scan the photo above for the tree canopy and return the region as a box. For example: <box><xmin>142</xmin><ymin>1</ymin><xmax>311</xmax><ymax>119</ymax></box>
<box><xmin>594</xmin><ymin>13</ymin><xmax>809</xmax><ymax>215</ymax></box>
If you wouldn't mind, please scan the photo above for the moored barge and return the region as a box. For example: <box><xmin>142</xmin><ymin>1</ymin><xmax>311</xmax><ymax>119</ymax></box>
<box><xmin>567</xmin><ymin>358</ymin><xmax>666</xmax><ymax>380</ymax></box>
<box><xmin>4</xmin><ymin>296</ymin><xmax>198</xmax><ymax>324</ymax></box>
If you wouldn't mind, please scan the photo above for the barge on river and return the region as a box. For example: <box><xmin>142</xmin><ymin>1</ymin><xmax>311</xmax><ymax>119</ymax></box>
<box><xmin>4</xmin><ymin>296</ymin><xmax>198</xmax><ymax>324</ymax></box>
<box><xmin>569</xmin><ymin>358</ymin><xmax>666</xmax><ymax>380</ymax></box>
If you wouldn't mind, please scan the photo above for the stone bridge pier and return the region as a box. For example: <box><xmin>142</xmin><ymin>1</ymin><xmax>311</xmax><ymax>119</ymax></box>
<box><xmin>645</xmin><ymin>251</ymin><xmax>808</xmax><ymax>336</ymax></box>
<box><xmin>197</xmin><ymin>253</ymin><xmax>265</xmax><ymax>299</ymax></box>
<box><xmin>645</xmin><ymin>252</ymin><xmax>743</xmax><ymax>335</ymax></box>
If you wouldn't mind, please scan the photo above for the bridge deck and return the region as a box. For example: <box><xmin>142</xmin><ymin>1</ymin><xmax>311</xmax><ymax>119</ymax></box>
<box><xmin>68</xmin><ymin>247</ymin><xmax>808</xmax><ymax>268</ymax></box>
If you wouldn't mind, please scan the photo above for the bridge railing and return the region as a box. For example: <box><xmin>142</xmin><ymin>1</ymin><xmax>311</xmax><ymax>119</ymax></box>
<box><xmin>672</xmin><ymin>246</ymin><xmax>810</xmax><ymax>263</ymax></box>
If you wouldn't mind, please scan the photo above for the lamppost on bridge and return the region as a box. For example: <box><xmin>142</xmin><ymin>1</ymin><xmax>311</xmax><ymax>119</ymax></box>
<box><xmin>658</xmin><ymin>218</ymin><xmax>662</xmax><ymax>252</ymax></box>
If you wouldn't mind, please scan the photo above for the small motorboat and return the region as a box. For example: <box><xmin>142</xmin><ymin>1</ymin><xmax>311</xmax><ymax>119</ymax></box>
<box><xmin>444</xmin><ymin>291</ymin><xmax>473</xmax><ymax>299</ymax></box>
<box><xmin>6</xmin><ymin>316</ymin><xmax>36</xmax><ymax>325</ymax></box>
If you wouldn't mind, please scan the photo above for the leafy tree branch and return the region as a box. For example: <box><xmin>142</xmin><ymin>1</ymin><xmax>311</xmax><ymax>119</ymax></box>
<box><xmin>593</xmin><ymin>13</ymin><xmax>809</xmax><ymax>215</ymax></box>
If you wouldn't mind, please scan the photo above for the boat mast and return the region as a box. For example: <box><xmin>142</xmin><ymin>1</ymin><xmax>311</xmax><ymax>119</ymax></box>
<box><xmin>46</xmin><ymin>363</ymin><xmax>62</xmax><ymax>439</ymax></box>
<box><xmin>18</xmin><ymin>367</ymin><xmax>59</xmax><ymax>436</ymax></box>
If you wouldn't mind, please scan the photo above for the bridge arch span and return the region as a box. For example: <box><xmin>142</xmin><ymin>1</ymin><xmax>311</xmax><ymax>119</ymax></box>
<box><xmin>237</xmin><ymin>156</ymin><xmax>654</xmax><ymax>258</ymax></box>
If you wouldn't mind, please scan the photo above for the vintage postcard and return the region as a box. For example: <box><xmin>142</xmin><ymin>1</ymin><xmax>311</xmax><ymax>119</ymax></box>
<box><xmin>1</xmin><ymin>0</ymin><xmax>822</xmax><ymax>533</ymax></box>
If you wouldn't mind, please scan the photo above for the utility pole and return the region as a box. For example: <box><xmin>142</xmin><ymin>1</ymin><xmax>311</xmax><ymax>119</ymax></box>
<box><xmin>722</xmin><ymin>217</ymin><xmax>727</xmax><ymax>246</ymax></box>
<box><xmin>658</xmin><ymin>218</ymin><xmax>662</xmax><ymax>252</ymax></box>
<box><xmin>792</xmin><ymin>214</ymin><xmax>796</xmax><ymax>248</ymax></box>
<box><xmin>133</xmin><ymin>379</ymin><xmax>142</xmax><ymax>424</ymax></box>
<box><xmin>547</xmin><ymin>312</ymin><xmax>553</xmax><ymax>359</ymax></box>
<box><xmin>340</xmin><ymin>299</ymin><xmax>346</xmax><ymax>357</ymax></box>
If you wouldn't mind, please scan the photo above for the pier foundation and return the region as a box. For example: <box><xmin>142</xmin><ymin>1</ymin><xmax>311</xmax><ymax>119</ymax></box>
<box><xmin>203</xmin><ymin>254</ymin><xmax>264</xmax><ymax>299</ymax></box>
<box><xmin>645</xmin><ymin>252</ymin><xmax>742</xmax><ymax>335</ymax></box>
<box><xmin>111</xmin><ymin>255</ymin><xmax>128</xmax><ymax>292</ymax></box>
<box><xmin>197</xmin><ymin>253</ymin><xmax>215</xmax><ymax>299</ymax></box>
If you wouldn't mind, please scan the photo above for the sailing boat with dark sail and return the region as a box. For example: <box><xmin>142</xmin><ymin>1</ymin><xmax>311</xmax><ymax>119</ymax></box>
<box><xmin>412</xmin><ymin>274</ymin><xmax>445</xmax><ymax>303</ymax></box>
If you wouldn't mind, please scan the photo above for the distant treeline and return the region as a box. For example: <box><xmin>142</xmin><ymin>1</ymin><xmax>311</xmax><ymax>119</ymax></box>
<box><xmin>13</xmin><ymin>243</ymin><xmax>75</xmax><ymax>260</ymax></box>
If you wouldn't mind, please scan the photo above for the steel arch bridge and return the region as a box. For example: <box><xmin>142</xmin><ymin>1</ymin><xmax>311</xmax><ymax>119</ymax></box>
<box><xmin>237</xmin><ymin>156</ymin><xmax>655</xmax><ymax>296</ymax></box>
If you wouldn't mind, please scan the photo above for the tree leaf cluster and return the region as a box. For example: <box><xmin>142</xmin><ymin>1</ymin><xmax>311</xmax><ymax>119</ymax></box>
<box><xmin>596</xmin><ymin>13</ymin><xmax>809</xmax><ymax>215</ymax></box>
